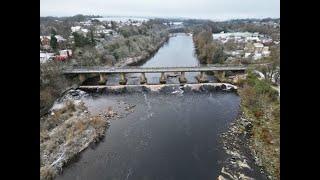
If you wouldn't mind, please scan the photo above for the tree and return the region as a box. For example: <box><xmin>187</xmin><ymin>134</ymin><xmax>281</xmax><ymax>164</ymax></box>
<box><xmin>72</xmin><ymin>32</ymin><xmax>91</xmax><ymax>48</ymax></box>
<box><xmin>90</xmin><ymin>29</ymin><xmax>96</xmax><ymax>46</ymax></box>
<box><xmin>50</xmin><ymin>34</ymin><xmax>58</xmax><ymax>51</ymax></box>
<box><xmin>212</xmin><ymin>46</ymin><xmax>227</xmax><ymax>64</ymax></box>
<box><xmin>111</xmin><ymin>21</ymin><xmax>117</xmax><ymax>30</ymax></box>
<box><xmin>258</xmin><ymin>45</ymin><xmax>280</xmax><ymax>83</ymax></box>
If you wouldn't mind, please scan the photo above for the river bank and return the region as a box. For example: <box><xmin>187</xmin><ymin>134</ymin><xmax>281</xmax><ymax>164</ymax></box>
<box><xmin>114</xmin><ymin>36</ymin><xmax>169</xmax><ymax>67</ymax></box>
<box><xmin>40</xmin><ymin>89</ymin><xmax>137</xmax><ymax>180</ymax></box>
<box><xmin>219</xmin><ymin>72</ymin><xmax>280</xmax><ymax>180</ymax></box>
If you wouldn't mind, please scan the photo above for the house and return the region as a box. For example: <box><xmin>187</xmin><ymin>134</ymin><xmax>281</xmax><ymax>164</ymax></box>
<box><xmin>71</xmin><ymin>26</ymin><xmax>81</xmax><ymax>32</ymax></box>
<box><xmin>59</xmin><ymin>49</ymin><xmax>72</xmax><ymax>57</ymax></box>
<box><xmin>262</xmin><ymin>47</ymin><xmax>271</xmax><ymax>57</ymax></box>
<box><xmin>253</xmin><ymin>43</ymin><xmax>264</xmax><ymax>53</ymax></box>
<box><xmin>40</xmin><ymin>52</ymin><xmax>54</xmax><ymax>63</ymax></box>
<box><xmin>262</xmin><ymin>38</ymin><xmax>273</xmax><ymax>45</ymax></box>
<box><xmin>246</xmin><ymin>36</ymin><xmax>260</xmax><ymax>42</ymax></box>
<box><xmin>55</xmin><ymin>35</ymin><xmax>66</xmax><ymax>42</ymax></box>
<box><xmin>244</xmin><ymin>52</ymin><xmax>252</xmax><ymax>58</ymax></box>
<box><xmin>40</xmin><ymin>36</ymin><xmax>51</xmax><ymax>46</ymax></box>
<box><xmin>80</xmin><ymin>21</ymin><xmax>92</xmax><ymax>26</ymax></box>
<box><xmin>253</xmin><ymin>53</ymin><xmax>262</xmax><ymax>60</ymax></box>
<box><xmin>95</xmin><ymin>25</ymin><xmax>115</xmax><ymax>35</ymax></box>
<box><xmin>80</xmin><ymin>28</ymin><xmax>89</xmax><ymax>35</ymax></box>
<box><xmin>253</xmin><ymin>32</ymin><xmax>259</xmax><ymax>37</ymax></box>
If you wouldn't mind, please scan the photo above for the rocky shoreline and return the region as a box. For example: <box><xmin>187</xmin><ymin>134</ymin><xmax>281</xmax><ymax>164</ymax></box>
<box><xmin>218</xmin><ymin>86</ymin><xmax>279</xmax><ymax>179</ymax></box>
<box><xmin>40</xmin><ymin>90</ymin><xmax>136</xmax><ymax>180</ymax></box>
<box><xmin>218</xmin><ymin>111</ymin><xmax>269</xmax><ymax>180</ymax></box>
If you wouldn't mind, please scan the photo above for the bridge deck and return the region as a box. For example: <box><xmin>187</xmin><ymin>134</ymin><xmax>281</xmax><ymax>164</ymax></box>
<box><xmin>63</xmin><ymin>65</ymin><xmax>247</xmax><ymax>74</ymax></box>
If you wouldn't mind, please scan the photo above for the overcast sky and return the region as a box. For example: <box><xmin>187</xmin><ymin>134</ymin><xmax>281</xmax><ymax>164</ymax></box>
<box><xmin>40</xmin><ymin>0</ymin><xmax>279</xmax><ymax>20</ymax></box>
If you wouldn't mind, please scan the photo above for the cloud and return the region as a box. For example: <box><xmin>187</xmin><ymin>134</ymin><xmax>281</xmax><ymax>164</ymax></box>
<box><xmin>40</xmin><ymin>0</ymin><xmax>280</xmax><ymax>20</ymax></box>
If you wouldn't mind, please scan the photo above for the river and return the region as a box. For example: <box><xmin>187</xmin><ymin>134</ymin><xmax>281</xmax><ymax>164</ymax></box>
<box><xmin>56</xmin><ymin>33</ymin><xmax>260</xmax><ymax>180</ymax></box>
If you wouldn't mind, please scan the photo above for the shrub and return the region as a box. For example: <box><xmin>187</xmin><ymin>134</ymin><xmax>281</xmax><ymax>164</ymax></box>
<box><xmin>90</xmin><ymin>116</ymin><xmax>106</xmax><ymax>129</ymax></box>
<box><xmin>40</xmin><ymin>165</ymin><xmax>57</xmax><ymax>180</ymax></box>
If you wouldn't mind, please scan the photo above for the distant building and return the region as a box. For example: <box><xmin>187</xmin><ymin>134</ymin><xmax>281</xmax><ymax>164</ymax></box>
<box><xmin>253</xmin><ymin>43</ymin><xmax>264</xmax><ymax>53</ymax></box>
<box><xmin>59</xmin><ymin>49</ymin><xmax>72</xmax><ymax>57</ymax></box>
<box><xmin>40</xmin><ymin>52</ymin><xmax>54</xmax><ymax>63</ymax></box>
<box><xmin>244</xmin><ymin>52</ymin><xmax>252</xmax><ymax>58</ymax></box>
<box><xmin>262</xmin><ymin>47</ymin><xmax>271</xmax><ymax>57</ymax></box>
<box><xmin>40</xmin><ymin>36</ymin><xmax>51</xmax><ymax>46</ymax></box>
<box><xmin>253</xmin><ymin>53</ymin><xmax>262</xmax><ymax>60</ymax></box>
<box><xmin>80</xmin><ymin>29</ymin><xmax>89</xmax><ymax>35</ymax></box>
<box><xmin>55</xmin><ymin>35</ymin><xmax>66</xmax><ymax>42</ymax></box>
<box><xmin>246</xmin><ymin>36</ymin><xmax>260</xmax><ymax>42</ymax></box>
<box><xmin>262</xmin><ymin>38</ymin><xmax>273</xmax><ymax>45</ymax></box>
<box><xmin>80</xmin><ymin>21</ymin><xmax>92</xmax><ymax>26</ymax></box>
<box><xmin>71</xmin><ymin>26</ymin><xmax>81</xmax><ymax>32</ymax></box>
<box><xmin>54</xmin><ymin>50</ymin><xmax>71</xmax><ymax>61</ymax></box>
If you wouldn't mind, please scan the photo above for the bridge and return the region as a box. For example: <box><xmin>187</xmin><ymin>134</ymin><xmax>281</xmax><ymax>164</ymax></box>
<box><xmin>63</xmin><ymin>65</ymin><xmax>247</xmax><ymax>85</ymax></box>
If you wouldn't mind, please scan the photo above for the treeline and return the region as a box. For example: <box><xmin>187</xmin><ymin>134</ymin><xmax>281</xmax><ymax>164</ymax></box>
<box><xmin>40</xmin><ymin>14</ymin><xmax>102</xmax><ymax>23</ymax></box>
<box><xmin>193</xmin><ymin>30</ymin><xmax>227</xmax><ymax>64</ymax></box>
<box><xmin>40</xmin><ymin>20</ymin><xmax>73</xmax><ymax>39</ymax></box>
<box><xmin>184</xmin><ymin>18</ymin><xmax>280</xmax><ymax>41</ymax></box>
<box><xmin>40</xmin><ymin>61</ymin><xmax>74</xmax><ymax>115</ymax></box>
<box><xmin>71</xmin><ymin>21</ymin><xmax>169</xmax><ymax>66</ymax></box>
<box><xmin>40</xmin><ymin>14</ymin><xmax>102</xmax><ymax>38</ymax></box>
<box><xmin>40</xmin><ymin>20</ymin><xmax>169</xmax><ymax>113</ymax></box>
<box><xmin>220</xmin><ymin>22</ymin><xmax>280</xmax><ymax>41</ymax></box>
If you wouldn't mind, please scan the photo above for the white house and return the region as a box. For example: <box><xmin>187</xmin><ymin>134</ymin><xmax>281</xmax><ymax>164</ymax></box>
<box><xmin>59</xmin><ymin>49</ymin><xmax>72</xmax><ymax>57</ymax></box>
<box><xmin>262</xmin><ymin>38</ymin><xmax>273</xmax><ymax>45</ymax></box>
<box><xmin>55</xmin><ymin>35</ymin><xmax>66</xmax><ymax>42</ymax></box>
<box><xmin>80</xmin><ymin>21</ymin><xmax>92</xmax><ymax>26</ymax></box>
<box><xmin>253</xmin><ymin>53</ymin><xmax>262</xmax><ymax>60</ymax></box>
<box><xmin>246</xmin><ymin>36</ymin><xmax>261</xmax><ymax>42</ymax></box>
<box><xmin>253</xmin><ymin>43</ymin><xmax>264</xmax><ymax>53</ymax></box>
<box><xmin>244</xmin><ymin>52</ymin><xmax>252</xmax><ymax>58</ymax></box>
<box><xmin>262</xmin><ymin>47</ymin><xmax>271</xmax><ymax>57</ymax></box>
<box><xmin>71</xmin><ymin>26</ymin><xmax>81</xmax><ymax>32</ymax></box>
<box><xmin>81</xmin><ymin>29</ymin><xmax>89</xmax><ymax>33</ymax></box>
<box><xmin>40</xmin><ymin>52</ymin><xmax>54</xmax><ymax>63</ymax></box>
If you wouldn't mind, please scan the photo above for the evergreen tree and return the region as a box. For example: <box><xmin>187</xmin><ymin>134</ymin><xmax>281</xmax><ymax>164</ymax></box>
<box><xmin>50</xmin><ymin>34</ymin><xmax>58</xmax><ymax>51</ymax></box>
<box><xmin>90</xmin><ymin>30</ymin><xmax>95</xmax><ymax>46</ymax></box>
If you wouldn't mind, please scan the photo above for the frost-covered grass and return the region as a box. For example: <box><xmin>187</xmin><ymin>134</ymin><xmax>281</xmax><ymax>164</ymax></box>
<box><xmin>40</xmin><ymin>100</ymin><xmax>109</xmax><ymax>180</ymax></box>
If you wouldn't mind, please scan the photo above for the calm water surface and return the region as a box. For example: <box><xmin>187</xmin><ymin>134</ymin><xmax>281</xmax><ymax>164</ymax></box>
<box><xmin>56</xmin><ymin>92</ymin><xmax>240</xmax><ymax>180</ymax></box>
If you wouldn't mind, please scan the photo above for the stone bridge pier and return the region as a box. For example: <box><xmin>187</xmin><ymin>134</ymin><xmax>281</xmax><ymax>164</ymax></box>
<box><xmin>179</xmin><ymin>72</ymin><xmax>187</xmax><ymax>83</ymax></box>
<box><xmin>196</xmin><ymin>71</ymin><xmax>208</xmax><ymax>83</ymax></box>
<box><xmin>98</xmin><ymin>73</ymin><xmax>108</xmax><ymax>85</ymax></box>
<box><xmin>215</xmin><ymin>71</ymin><xmax>226</xmax><ymax>82</ymax></box>
<box><xmin>160</xmin><ymin>72</ymin><xmax>166</xmax><ymax>84</ymax></box>
<box><xmin>140</xmin><ymin>73</ymin><xmax>147</xmax><ymax>84</ymax></box>
<box><xmin>79</xmin><ymin>74</ymin><xmax>86</xmax><ymax>84</ymax></box>
<box><xmin>119</xmin><ymin>73</ymin><xmax>127</xmax><ymax>85</ymax></box>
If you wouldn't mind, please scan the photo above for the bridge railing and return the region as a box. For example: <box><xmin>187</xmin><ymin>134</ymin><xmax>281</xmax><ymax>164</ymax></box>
<box><xmin>64</xmin><ymin>64</ymin><xmax>247</xmax><ymax>71</ymax></box>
